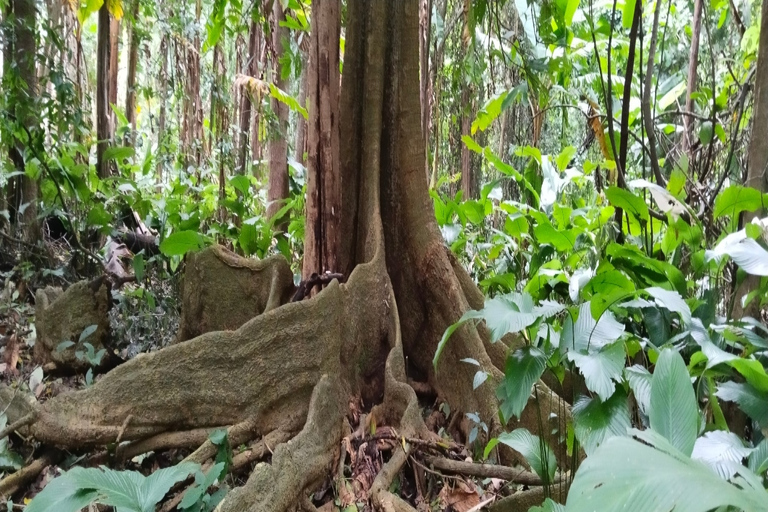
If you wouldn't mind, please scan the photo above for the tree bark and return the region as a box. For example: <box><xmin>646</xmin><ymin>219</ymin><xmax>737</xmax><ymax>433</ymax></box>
<box><xmin>109</xmin><ymin>15</ymin><xmax>120</xmax><ymax>108</ymax></box>
<box><xmin>682</xmin><ymin>0</ymin><xmax>703</xmax><ymax>156</ymax></box>
<box><xmin>294</xmin><ymin>54</ymin><xmax>309</xmax><ymax>166</ymax></box>
<box><xmin>238</xmin><ymin>16</ymin><xmax>261</xmax><ymax>176</ymax></box>
<box><xmin>125</xmin><ymin>0</ymin><xmax>141</xmax><ymax>139</ymax></box>
<box><xmin>459</xmin><ymin>0</ymin><xmax>474</xmax><ymax>199</ymax></box>
<box><xmin>3</xmin><ymin>0</ymin><xmax>40</xmax><ymax>243</ymax></box>
<box><xmin>96</xmin><ymin>4</ymin><xmax>112</xmax><ymax>178</ymax></box>
<box><xmin>267</xmin><ymin>0</ymin><xmax>290</xmax><ymax>228</ymax></box>
<box><xmin>303</xmin><ymin>0</ymin><xmax>341</xmax><ymax>281</ymax></box>
<box><xmin>156</xmin><ymin>36</ymin><xmax>168</xmax><ymax>184</ymax></box>
<box><xmin>731</xmin><ymin>0</ymin><xmax>768</xmax><ymax>319</ymax></box>
<box><xmin>420</xmin><ymin>0</ymin><xmax>432</xmax><ymax>178</ymax></box>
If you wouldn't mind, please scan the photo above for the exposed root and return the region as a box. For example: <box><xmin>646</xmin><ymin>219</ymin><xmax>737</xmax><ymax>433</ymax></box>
<box><xmin>0</xmin><ymin>449</ymin><xmax>61</xmax><ymax>498</ymax></box>
<box><xmin>117</xmin><ymin>427</ymin><xmax>219</xmax><ymax>462</ymax></box>
<box><xmin>218</xmin><ymin>375</ymin><xmax>346</xmax><ymax>512</ymax></box>
<box><xmin>183</xmin><ymin>418</ymin><xmax>260</xmax><ymax>465</ymax></box>
<box><xmin>230</xmin><ymin>430</ymin><xmax>293</xmax><ymax>470</ymax></box>
<box><xmin>370</xmin><ymin>447</ymin><xmax>416</xmax><ymax>512</ymax></box>
<box><xmin>0</xmin><ymin>412</ymin><xmax>36</xmax><ymax>440</ymax></box>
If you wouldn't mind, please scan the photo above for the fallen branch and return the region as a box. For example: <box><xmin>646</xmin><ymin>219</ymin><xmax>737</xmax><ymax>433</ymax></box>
<box><xmin>0</xmin><ymin>449</ymin><xmax>61</xmax><ymax>498</ymax></box>
<box><xmin>183</xmin><ymin>418</ymin><xmax>260</xmax><ymax>465</ymax></box>
<box><xmin>422</xmin><ymin>455</ymin><xmax>546</xmax><ymax>486</ymax></box>
<box><xmin>230</xmin><ymin>429</ymin><xmax>293</xmax><ymax>470</ymax></box>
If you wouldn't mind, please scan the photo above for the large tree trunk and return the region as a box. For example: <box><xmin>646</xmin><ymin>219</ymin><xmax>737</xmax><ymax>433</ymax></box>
<box><xmin>419</xmin><ymin>0</ymin><xmax>432</xmax><ymax>178</ymax></box>
<box><xmin>459</xmin><ymin>0</ymin><xmax>474</xmax><ymax>199</ymax></box>
<box><xmin>156</xmin><ymin>36</ymin><xmax>168</xmax><ymax>184</ymax></box>
<box><xmin>732</xmin><ymin>0</ymin><xmax>768</xmax><ymax>319</ymax></box>
<box><xmin>1</xmin><ymin>2</ymin><xmax>571</xmax><ymax>511</ymax></box>
<box><xmin>302</xmin><ymin>0</ymin><xmax>341</xmax><ymax>281</ymax></box>
<box><xmin>266</xmin><ymin>0</ymin><xmax>290</xmax><ymax>228</ymax></box>
<box><xmin>3</xmin><ymin>0</ymin><xmax>40</xmax><ymax>243</ymax></box>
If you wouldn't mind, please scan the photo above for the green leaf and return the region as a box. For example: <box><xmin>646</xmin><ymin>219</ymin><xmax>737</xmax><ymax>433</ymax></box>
<box><xmin>624</xmin><ymin>365</ymin><xmax>652</xmax><ymax>415</ymax></box>
<box><xmin>268</xmin><ymin>83</ymin><xmax>308</xmax><ymax>119</ymax></box>
<box><xmin>691</xmin><ymin>430</ymin><xmax>753</xmax><ymax>480</ymax></box>
<box><xmin>568</xmin><ymin>341</ymin><xmax>625</xmax><ymax>401</ymax></box>
<box><xmin>159</xmin><ymin>231</ymin><xmax>206</xmax><ymax>257</ymax></box>
<box><xmin>713</xmin><ymin>185</ymin><xmax>766</xmax><ymax>219</ymax></box>
<box><xmin>534</xmin><ymin>224</ymin><xmax>579</xmax><ymax>252</ymax></box>
<box><xmin>103</xmin><ymin>146</ymin><xmax>135</xmax><ymax>162</ymax></box>
<box><xmin>561</xmin><ymin>302</ymin><xmax>625</xmax><ymax>354</ymax></box>
<box><xmin>698</xmin><ymin>121</ymin><xmax>714</xmax><ymax>145</ymax></box>
<box><xmin>622</xmin><ymin>0</ymin><xmax>637</xmax><ymax>28</ymax></box>
<box><xmin>644</xmin><ymin>287</ymin><xmax>692</xmax><ymax>326</ymax></box>
<box><xmin>497</xmin><ymin>428</ymin><xmax>557</xmax><ymax>483</ymax></box>
<box><xmin>659</xmin><ymin>81</ymin><xmax>687</xmax><ymax>110</ymax></box>
<box><xmin>748</xmin><ymin>438</ymin><xmax>768</xmax><ymax>477</ymax></box>
<box><xmin>649</xmin><ymin>349</ymin><xmax>698</xmax><ymax>457</ymax></box>
<box><xmin>566</xmin><ymin>434</ymin><xmax>767</xmax><ymax>512</ymax></box>
<box><xmin>78</xmin><ymin>324</ymin><xmax>98</xmax><ymax>343</ymax></box>
<box><xmin>133</xmin><ymin>253</ymin><xmax>145</xmax><ymax>282</ymax></box>
<box><xmin>497</xmin><ymin>347</ymin><xmax>548</xmax><ymax>421</ymax></box>
<box><xmin>715</xmin><ymin>381</ymin><xmax>768</xmax><ymax>428</ymax></box>
<box><xmin>27</xmin><ymin>464</ymin><xmax>198</xmax><ymax>512</ymax></box>
<box><xmin>471</xmin><ymin>91</ymin><xmax>509</xmax><ymax>134</ymax></box>
<box><xmin>572</xmin><ymin>389</ymin><xmax>630</xmax><ymax>456</ymax></box>
<box><xmin>605</xmin><ymin>186</ymin><xmax>649</xmax><ymax>222</ymax></box>
<box><xmin>461</xmin><ymin>135</ymin><xmax>484</xmax><ymax>154</ymax></box>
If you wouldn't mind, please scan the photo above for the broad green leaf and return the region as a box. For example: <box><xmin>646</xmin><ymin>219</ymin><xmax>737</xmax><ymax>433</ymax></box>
<box><xmin>497</xmin><ymin>428</ymin><xmax>557</xmax><ymax>483</ymax></box>
<box><xmin>715</xmin><ymin>381</ymin><xmax>768</xmax><ymax>428</ymax></box>
<box><xmin>498</xmin><ymin>347</ymin><xmax>548</xmax><ymax>421</ymax></box>
<box><xmin>659</xmin><ymin>81</ymin><xmax>687</xmax><ymax>110</ymax></box>
<box><xmin>605</xmin><ymin>186</ymin><xmax>649</xmax><ymax>222</ymax></box>
<box><xmin>103</xmin><ymin>146</ymin><xmax>135</xmax><ymax>162</ymax></box>
<box><xmin>561</xmin><ymin>302</ymin><xmax>625</xmax><ymax>354</ymax></box>
<box><xmin>624</xmin><ymin>365</ymin><xmax>652</xmax><ymax>415</ymax></box>
<box><xmin>472</xmin><ymin>91</ymin><xmax>509</xmax><ymax>134</ymax></box>
<box><xmin>622</xmin><ymin>0</ymin><xmax>637</xmax><ymax>28</ymax></box>
<box><xmin>565</xmin><ymin>435</ymin><xmax>767</xmax><ymax>512</ymax></box>
<box><xmin>644</xmin><ymin>287</ymin><xmax>692</xmax><ymax>326</ymax></box>
<box><xmin>691</xmin><ymin>430</ymin><xmax>753</xmax><ymax>480</ymax></box>
<box><xmin>462</xmin><ymin>135</ymin><xmax>484</xmax><ymax>154</ymax></box>
<box><xmin>534</xmin><ymin>224</ymin><xmax>579</xmax><ymax>252</ymax></box>
<box><xmin>484</xmin><ymin>148</ymin><xmax>541</xmax><ymax>205</ymax></box>
<box><xmin>159</xmin><ymin>231</ymin><xmax>206</xmax><ymax>257</ymax></box>
<box><xmin>713</xmin><ymin>185</ymin><xmax>766</xmax><ymax>219</ymax></box>
<box><xmin>268</xmin><ymin>83</ymin><xmax>308</xmax><ymax>119</ymax></box>
<box><xmin>572</xmin><ymin>389</ymin><xmax>630</xmax><ymax>456</ymax></box>
<box><xmin>698</xmin><ymin>121</ymin><xmax>714</xmax><ymax>145</ymax></box>
<box><xmin>25</xmin><ymin>473</ymin><xmax>100</xmax><ymax>512</ymax></box>
<box><xmin>649</xmin><ymin>349</ymin><xmax>698</xmax><ymax>456</ymax></box>
<box><xmin>748</xmin><ymin>438</ymin><xmax>768</xmax><ymax>476</ymax></box>
<box><xmin>568</xmin><ymin>341</ymin><xmax>625</xmax><ymax>401</ymax></box>
<box><xmin>529</xmin><ymin>498</ymin><xmax>565</xmax><ymax>512</ymax></box>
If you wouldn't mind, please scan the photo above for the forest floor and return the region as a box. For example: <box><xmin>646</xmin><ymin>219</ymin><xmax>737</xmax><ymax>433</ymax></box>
<box><xmin>0</xmin><ymin>247</ymin><xmax>546</xmax><ymax>512</ymax></box>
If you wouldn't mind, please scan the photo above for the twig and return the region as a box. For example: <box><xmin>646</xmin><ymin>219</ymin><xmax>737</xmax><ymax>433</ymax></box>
<box><xmin>654</xmin><ymin>109</ymin><xmax>712</xmax><ymax>122</ymax></box>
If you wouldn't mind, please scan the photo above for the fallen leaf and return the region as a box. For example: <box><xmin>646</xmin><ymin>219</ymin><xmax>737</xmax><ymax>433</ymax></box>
<box><xmin>439</xmin><ymin>481</ymin><xmax>481</xmax><ymax>512</ymax></box>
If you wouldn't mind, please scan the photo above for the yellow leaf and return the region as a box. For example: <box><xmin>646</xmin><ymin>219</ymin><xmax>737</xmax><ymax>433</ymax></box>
<box><xmin>107</xmin><ymin>0</ymin><xmax>123</xmax><ymax>20</ymax></box>
<box><xmin>136</xmin><ymin>105</ymin><xmax>141</xmax><ymax>113</ymax></box>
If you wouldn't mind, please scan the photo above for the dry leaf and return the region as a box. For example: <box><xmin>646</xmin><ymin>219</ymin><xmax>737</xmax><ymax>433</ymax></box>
<box><xmin>439</xmin><ymin>481</ymin><xmax>481</xmax><ymax>512</ymax></box>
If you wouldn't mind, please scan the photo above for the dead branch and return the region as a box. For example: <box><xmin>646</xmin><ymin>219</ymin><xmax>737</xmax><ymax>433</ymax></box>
<box><xmin>0</xmin><ymin>449</ymin><xmax>61</xmax><ymax>498</ymax></box>
<box><xmin>183</xmin><ymin>418</ymin><xmax>261</xmax><ymax>465</ymax></box>
<box><xmin>421</xmin><ymin>455</ymin><xmax>546</xmax><ymax>485</ymax></box>
<box><xmin>230</xmin><ymin>429</ymin><xmax>293</xmax><ymax>469</ymax></box>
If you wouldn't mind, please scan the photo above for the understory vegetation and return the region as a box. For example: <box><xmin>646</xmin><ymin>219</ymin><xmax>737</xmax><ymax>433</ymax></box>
<box><xmin>1</xmin><ymin>0</ymin><xmax>768</xmax><ymax>511</ymax></box>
